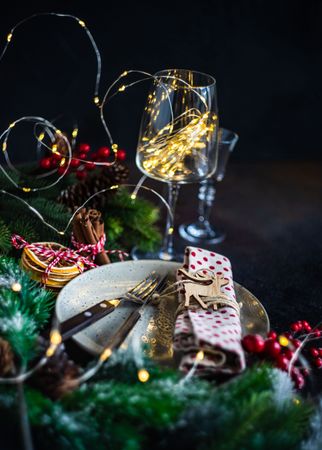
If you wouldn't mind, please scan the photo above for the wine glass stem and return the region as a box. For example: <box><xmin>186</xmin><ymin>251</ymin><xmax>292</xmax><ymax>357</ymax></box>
<box><xmin>160</xmin><ymin>182</ymin><xmax>180</xmax><ymax>259</ymax></box>
<box><xmin>198</xmin><ymin>179</ymin><xmax>216</xmax><ymax>228</ymax></box>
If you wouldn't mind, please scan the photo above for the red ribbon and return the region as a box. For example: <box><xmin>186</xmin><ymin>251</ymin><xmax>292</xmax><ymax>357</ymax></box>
<box><xmin>71</xmin><ymin>233</ymin><xmax>129</xmax><ymax>262</ymax></box>
<box><xmin>11</xmin><ymin>234</ymin><xmax>97</xmax><ymax>283</ymax></box>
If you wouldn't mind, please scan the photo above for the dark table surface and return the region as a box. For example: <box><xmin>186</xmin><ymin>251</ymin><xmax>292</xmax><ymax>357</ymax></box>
<box><xmin>130</xmin><ymin>161</ymin><xmax>322</xmax><ymax>333</ymax></box>
<box><xmin>67</xmin><ymin>160</ymin><xmax>322</xmax><ymax>389</ymax></box>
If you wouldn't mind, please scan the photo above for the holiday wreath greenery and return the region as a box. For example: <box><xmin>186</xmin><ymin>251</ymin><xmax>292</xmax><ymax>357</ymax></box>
<box><xmin>0</xmin><ymin>257</ymin><xmax>321</xmax><ymax>450</ymax></box>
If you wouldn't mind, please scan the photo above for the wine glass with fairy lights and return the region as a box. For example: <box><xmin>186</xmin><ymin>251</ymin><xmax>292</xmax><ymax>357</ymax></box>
<box><xmin>132</xmin><ymin>69</ymin><xmax>219</xmax><ymax>261</ymax></box>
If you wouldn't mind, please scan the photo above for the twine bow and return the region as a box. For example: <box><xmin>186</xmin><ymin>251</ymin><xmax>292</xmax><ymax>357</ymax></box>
<box><xmin>11</xmin><ymin>234</ymin><xmax>97</xmax><ymax>283</ymax></box>
<box><xmin>71</xmin><ymin>233</ymin><xmax>129</xmax><ymax>262</ymax></box>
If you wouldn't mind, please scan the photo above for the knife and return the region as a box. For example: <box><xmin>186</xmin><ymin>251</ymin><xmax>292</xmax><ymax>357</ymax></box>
<box><xmin>59</xmin><ymin>272</ymin><xmax>160</xmax><ymax>341</ymax></box>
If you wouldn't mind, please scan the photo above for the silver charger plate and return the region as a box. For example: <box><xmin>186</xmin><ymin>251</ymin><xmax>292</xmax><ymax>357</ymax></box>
<box><xmin>56</xmin><ymin>260</ymin><xmax>269</xmax><ymax>360</ymax></box>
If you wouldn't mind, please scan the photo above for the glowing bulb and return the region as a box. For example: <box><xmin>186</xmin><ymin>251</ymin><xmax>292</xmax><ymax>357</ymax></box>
<box><xmin>99</xmin><ymin>347</ymin><xmax>112</xmax><ymax>362</ymax></box>
<box><xmin>50</xmin><ymin>330</ymin><xmax>62</xmax><ymax>346</ymax></box>
<box><xmin>118</xmin><ymin>85</ymin><xmax>126</xmax><ymax>92</ymax></box>
<box><xmin>121</xmin><ymin>71</ymin><xmax>128</xmax><ymax>77</ymax></box>
<box><xmin>78</xmin><ymin>20</ymin><xmax>86</xmax><ymax>28</ymax></box>
<box><xmin>293</xmin><ymin>398</ymin><xmax>301</xmax><ymax>406</ymax></box>
<box><xmin>196</xmin><ymin>350</ymin><xmax>204</xmax><ymax>361</ymax></box>
<box><xmin>11</xmin><ymin>282</ymin><xmax>22</xmax><ymax>292</ymax></box>
<box><xmin>58</xmin><ymin>231</ymin><xmax>65</xmax><ymax>236</ymax></box>
<box><xmin>168</xmin><ymin>227</ymin><xmax>174</xmax><ymax>235</ymax></box>
<box><xmin>130</xmin><ymin>193</ymin><xmax>136</xmax><ymax>200</ymax></box>
<box><xmin>2</xmin><ymin>142</ymin><xmax>7</xmax><ymax>152</ymax></box>
<box><xmin>60</xmin><ymin>158</ymin><xmax>66</xmax><ymax>166</ymax></box>
<box><xmin>138</xmin><ymin>368</ymin><xmax>150</xmax><ymax>383</ymax></box>
<box><xmin>9</xmin><ymin>122</ymin><xmax>15</xmax><ymax>128</ymax></box>
<box><xmin>110</xmin><ymin>184</ymin><xmax>119</xmax><ymax>190</ymax></box>
<box><xmin>22</xmin><ymin>187</ymin><xmax>31</xmax><ymax>192</ymax></box>
<box><xmin>7</xmin><ymin>33</ymin><xmax>12</xmax><ymax>42</ymax></box>
<box><xmin>94</xmin><ymin>96</ymin><xmax>100</xmax><ymax>105</ymax></box>
<box><xmin>38</xmin><ymin>132</ymin><xmax>45</xmax><ymax>141</ymax></box>
<box><xmin>279</xmin><ymin>335</ymin><xmax>289</xmax><ymax>347</ymax></box>
<box><xmin>111</xmin><ymin>144</ymin><xmax>118</xmax><ymax>152</ymax></box>
<box><xmin>46</xmin><ymin>346</ymin><xmax>55</xmax><ymax>357</ymax></box>
<box><xmin>72</xmin><ymin>128</ymin><xmax>78</xmax><ymax>138</ymax></box>
<box><xmin>56</xmin><ymin>129</ymin><xmax>62</xmax><ymax>135</ymax></box>
<box><xmin>52</xmin><ymin>144</ymin><xmax>58</xmax><ymax>153</ymax></box>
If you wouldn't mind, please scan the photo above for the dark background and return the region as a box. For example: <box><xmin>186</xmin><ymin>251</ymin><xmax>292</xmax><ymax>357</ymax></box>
<box><xmin>0</xmin><ymin>0</ymin><xmax>321</xmax><ymax>163</ymax></box>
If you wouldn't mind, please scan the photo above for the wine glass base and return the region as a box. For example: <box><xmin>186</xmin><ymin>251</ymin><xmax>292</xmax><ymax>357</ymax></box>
<box><xmin>131</xmin><ymin>246</ymin><xmax>183</xmax><ymax>262</ymax></box>
<box><xmin>179</xmin><ymin>223</ymin><xmax>226</xmax><ymax>245</ymax></box>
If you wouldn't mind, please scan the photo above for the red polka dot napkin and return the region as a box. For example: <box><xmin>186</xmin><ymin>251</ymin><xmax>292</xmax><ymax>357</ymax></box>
<box><xmin>173</xmin><ymin>247</ymin><xmax>246</xmax><ymax>376</ymax></box>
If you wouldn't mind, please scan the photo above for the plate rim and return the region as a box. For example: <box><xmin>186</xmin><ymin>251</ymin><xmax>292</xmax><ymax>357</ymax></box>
<box><xmin>56</xmin><ymin>259</ymin><xmax>270</xmax><ymax>354</ymax></box>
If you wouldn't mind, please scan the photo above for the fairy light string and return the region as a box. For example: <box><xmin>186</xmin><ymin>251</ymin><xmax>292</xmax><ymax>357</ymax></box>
<box><xmin>0</xmin><ymin>13</ymin><xmax>216</xmax><ymax>191</ymax></box>
<box><xmin>0</xmin><ymin>13</ymin><xmax>217</xmax><ymax>387</ymax></box>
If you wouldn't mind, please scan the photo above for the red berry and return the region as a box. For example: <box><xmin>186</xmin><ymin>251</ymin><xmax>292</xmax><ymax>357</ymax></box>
<box><xmin>79</xmin><ymin>143</ymin><xmax>90</xmax><ymax>153</ymax></box>
<box><xmin>301</xmin><ymin>367</ymin><xmax>310</xmax><ymax>377</ymax></box>
<box><xmin>310</xmin><ymin>348</ymin><xmax>319</xmax><ymax>358</ymax></box>
<box><xmin>85</xmin><ymin>161</ymin><xmax>96</xmax><ymax>170</ymax></box>
<box><xmin>265</xmin><ymin>339</ymin><xmax>281</xmax><ymax>358</ymax></box>
<box><xmin>242</xmin><ymin>334</ymin><xmax>265</xmax><ymax>354</ymax></box>
<box><xmin>98</xmin><ymin>146</ymin><xmax>111</xmax><ymax>159</ymax></box>
<box><xmin>296</xmin><ymin>321</ymin><xmax>303</xmax><ymax>331</ymax></box>
<box><xmin>302</xmin><ymin>321</ymin><xmax>311</xmax><ymax>331</ymax></box>
<box><xmin>78</xmin><ymin>152</ymin><xmax>87</xmax><ymax>160</ymax></box>
<box><xmin>315</xmin><ymin>330</ymin><xmax>321</xmax><ymax>338</ymax></box>
<box><xmin>70</xmin><ymin>158</ymin><xmax>80</xmax><ymax>168</ymax></box>
<box><xmin>318</xmin><ymin>348</ymin><xmax>322</xmax><ymax>357</ymax></box>
<box><xmin>291</xmin><ymin>323</ymin><xmax>300</xmax><ymax>332</ymax></box>
<box><xmin>57</xmin><ymin>166</ymin><xmax>67</xmax><ymax>175</ymax></box>
<box><xmin>40</xmin><ymin>157</ymin><xmax>52</xmax><ymax>169</ymax></box>
<box><xmin>314</xmin><ymin>358</ymin><xmax>322</xmax><ymax>368</ymax></box>
<box><xmin>292</xmin><ymin>339</ymin><xmax>301</xmax><ymax>349</ymax></box>
<box><xmin>276</xmin><ymin>354</ymin><xmax>289</xmax><ymax>371</ymax></box>
<box><xmin>76</xmin><ymin>170</ymin><xmax>87</xmax><ymax>180</ymax></box>
<box><xmin>293</xmin><ymin>373</ymin><xmax>305</xmax><ymax>389</ymax></box>
<box><xmin>283</xmin><ymin>348</ymin><xmax>294</xmax><ymax>360</ymax></box>
<box><xmin>116</xmin><ymin>149</ymin><xmax>126</xmax><ymax>161</ymax></box>
<box><xmin>267</xmin><ymin>330</ymin><xmax>277</xmax><ymax>340</ymax></box>
<box><xmin>52</xmin><ymin>152</ymin><xmax>62</xmax><ymax>162</ymax></box>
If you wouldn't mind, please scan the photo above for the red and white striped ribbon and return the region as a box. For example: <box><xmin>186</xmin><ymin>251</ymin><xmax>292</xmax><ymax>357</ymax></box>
<box><xmin>11</xmin><ymin>234</ymin><xmax>97</xmax><ymax>283</ymax></box>
<box><xmin>71</xmin><ymin>233</ymin><xmax>129</xmax><ymax>262</ymax></box>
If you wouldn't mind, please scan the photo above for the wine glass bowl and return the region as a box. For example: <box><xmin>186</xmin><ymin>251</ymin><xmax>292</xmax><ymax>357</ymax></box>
<box><xmin>136</xmin><ymin>69</ymin><xmax>218</xmax><ymax>184</ymax></box>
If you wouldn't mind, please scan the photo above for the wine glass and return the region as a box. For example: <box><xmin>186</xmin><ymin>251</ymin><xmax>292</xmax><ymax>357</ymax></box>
<box><xmin>179</xmin><ymin>128</ymin><xmax>238</xmax><ymax>244</ymax></box>
<box><xmin>132</xmin><ymin>69</ymin><xmax>219</xmax><ymax>261</ymax></box>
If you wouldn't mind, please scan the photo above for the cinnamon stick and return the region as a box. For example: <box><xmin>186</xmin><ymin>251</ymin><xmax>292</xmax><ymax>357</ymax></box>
<box><xmin>72</xmin><ymin>208</ymin><xmax>110</xmax><ymax>265</ymax></box>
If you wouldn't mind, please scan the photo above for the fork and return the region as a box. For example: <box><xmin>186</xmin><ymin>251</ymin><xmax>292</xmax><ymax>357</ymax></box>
<box><xmin>101</xmin><ymin>274</ymin><xmax>168</xmax><ymax>352</ymax></box>
<box><xmin>59</xmin><ymin>272</ymin><xmax>160</xmax><ymax>341</ymax></box>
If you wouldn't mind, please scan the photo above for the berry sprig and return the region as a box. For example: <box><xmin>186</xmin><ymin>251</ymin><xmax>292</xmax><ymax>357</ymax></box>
<box><xmin>242</xmin><ymin>320</ymin><xmax>322</xmax><ymax>389</ymax></box>
<box><xmin>39</xmin><ymin>142</ymin><xmax>127</xmax><ymax>180</ymax></box>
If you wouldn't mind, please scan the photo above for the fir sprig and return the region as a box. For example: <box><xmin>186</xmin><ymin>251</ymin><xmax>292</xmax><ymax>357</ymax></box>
<box><xmin>0</xmin><ymin>363</ymin><xmax>313</xmax><ymax>450</ymax></box>
<box><xmin>104</xmin><ymin>187</ymin><xmax>161</xmax><ymax>252</ymax></box>
<box><xmin>0</xmin><ymin>257</ymin><xmax>54</xmax><ymax>362</ymax></box>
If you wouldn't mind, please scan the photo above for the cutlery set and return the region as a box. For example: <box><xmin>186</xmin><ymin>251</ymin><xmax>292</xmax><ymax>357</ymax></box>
<box><xmin>58</xmin><ymin>271</ymin><xmax>167</xmax><ymax>351</ymax></box>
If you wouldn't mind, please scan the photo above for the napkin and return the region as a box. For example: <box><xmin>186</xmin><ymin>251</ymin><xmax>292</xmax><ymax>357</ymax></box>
<box><xmin>173</xmin><ymin>247</ymin><xmax>245</xmax><ymax>375</ymax></box>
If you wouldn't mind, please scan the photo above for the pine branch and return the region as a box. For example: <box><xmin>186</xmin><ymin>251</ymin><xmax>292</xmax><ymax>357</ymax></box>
<box><xmin>0</xmin><ymin>257</ymin><xmax>54</xmax><ymax>363</ymax></box>
<box><xmin>0</xmin><ymin>219</ymin><xmax>12</xmax><ymax>254</ymax></box>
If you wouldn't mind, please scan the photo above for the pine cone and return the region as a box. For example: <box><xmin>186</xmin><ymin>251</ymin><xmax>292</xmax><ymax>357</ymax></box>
<box><xmin>29</xmin><ymin>337</ymin><xmax>81</xmax><ymax>400</ymax></box>
<box><xmin>0</xmin><ymin>338</ymin><xmax>14</xmax><ymax>376</ymax></box>
<box><xmin>58</xmin><ymin>162</ymin><xmax>129</xmax><ymax>211</ymax></box>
